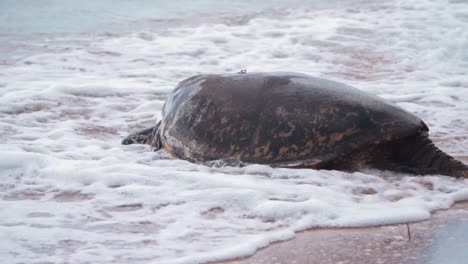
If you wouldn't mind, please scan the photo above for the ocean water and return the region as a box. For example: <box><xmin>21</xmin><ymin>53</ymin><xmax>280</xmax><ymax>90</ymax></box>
<box><xmin>428</xmin><ymin>219</ymin><xmax>468</xmax><ymax>264</ymax></box>
<box><xmin>1</xmin><ymin>0</ymin><xmax>468</xmax><ymax>263</ymax></box>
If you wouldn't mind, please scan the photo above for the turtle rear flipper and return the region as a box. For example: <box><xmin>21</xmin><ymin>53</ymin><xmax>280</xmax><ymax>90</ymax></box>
<box><xmin>122</xmin><ymin>121</ymin><xmax>162</xmax><ymax>150</ymax></box>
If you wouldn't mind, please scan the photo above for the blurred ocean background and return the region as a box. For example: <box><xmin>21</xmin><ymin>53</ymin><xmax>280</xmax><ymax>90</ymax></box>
<box><xmin>0</xmin><ymin>0</ymin><xmax>349</xmax><ymax>61</ymax></box>
<box><xmin>1</xmin><ymin>0</ymin><xmax>468</xmax><ymax>263</ymax></box>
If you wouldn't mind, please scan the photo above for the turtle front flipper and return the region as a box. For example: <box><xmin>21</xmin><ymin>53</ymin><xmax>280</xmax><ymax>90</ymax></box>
<box><xmin>392</xmin><ymin>133</ymin><xmax>468</xmax><ymax>178</ymax></box>
<box><xmin>122</xmin><ymin>121</ymin><xmax>162</xmax><ymax>150</ymax></box>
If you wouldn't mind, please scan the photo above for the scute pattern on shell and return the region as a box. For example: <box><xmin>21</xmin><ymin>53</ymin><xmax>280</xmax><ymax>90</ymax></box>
<box><xmin>158</xmin><ymin>72</ymin><xmax>428</xmax><ymax>168</ymax></box>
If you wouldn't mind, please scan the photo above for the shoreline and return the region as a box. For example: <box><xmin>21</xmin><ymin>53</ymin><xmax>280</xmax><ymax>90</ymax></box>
<box><xmin>216</xmin><ymin>201</ymin><xmax>468</xmax><ymax>264</ymax></box>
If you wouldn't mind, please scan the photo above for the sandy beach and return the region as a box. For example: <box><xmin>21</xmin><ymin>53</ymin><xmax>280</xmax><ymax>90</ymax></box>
<box><xmin>218</xmin><ymin>202</ymin><xmax>468</xmax><ymax>264</ymax></box>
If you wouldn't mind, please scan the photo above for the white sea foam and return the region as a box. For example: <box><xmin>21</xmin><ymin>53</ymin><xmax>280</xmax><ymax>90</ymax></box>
<box><xmin>1</xmin><ymin>0</ymin><xmax>468</xmax><ymax>263</ymax></box>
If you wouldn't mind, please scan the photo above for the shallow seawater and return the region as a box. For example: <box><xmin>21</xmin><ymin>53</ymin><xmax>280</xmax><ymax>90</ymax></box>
<box><xmin>428</xmin><ymin>220</ymin><xmax>468</xmax><ymax>264</ymax></box>
<box><xmin>1</xmin><ymin>0</ymin><xmax>468</xmax><ymax>263</ymax></box>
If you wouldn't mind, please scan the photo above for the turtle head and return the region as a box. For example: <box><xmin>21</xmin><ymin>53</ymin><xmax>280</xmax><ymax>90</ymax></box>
<box><xmin>392</xmin><ymin>133</ymin><xmax>468</xmax><ymax>178</ymax></box>
<box><xmin>453</xmin><ymin>167</ymin><xmax>468</xmax><ymax>179</ymax></box>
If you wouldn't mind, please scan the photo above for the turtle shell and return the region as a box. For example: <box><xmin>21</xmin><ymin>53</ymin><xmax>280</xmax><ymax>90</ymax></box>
<box><xmin>158</xmin><ymin>72</ymin><xmax>428</xmax><ymax>168</ymax></box>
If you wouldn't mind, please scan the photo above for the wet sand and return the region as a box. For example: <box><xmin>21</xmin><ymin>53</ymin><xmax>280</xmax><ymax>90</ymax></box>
<box><xmin>217</xmin><ymin>202</ymin><xmax>468</xmax><ymax>264</ymax></box>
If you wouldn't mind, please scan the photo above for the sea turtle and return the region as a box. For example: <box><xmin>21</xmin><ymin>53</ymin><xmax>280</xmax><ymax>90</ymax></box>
<box><xmin>122</xmin><ymin>72</ymin><xmax>468</xmax><ymax>178</ymax></box>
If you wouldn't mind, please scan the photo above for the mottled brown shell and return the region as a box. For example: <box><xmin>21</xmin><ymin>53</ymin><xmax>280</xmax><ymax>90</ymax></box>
<box><xmin>158</xmin><ymin>72</ymin><xmax>428</xmax><ymax>168</ymax></box>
